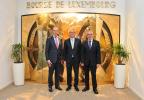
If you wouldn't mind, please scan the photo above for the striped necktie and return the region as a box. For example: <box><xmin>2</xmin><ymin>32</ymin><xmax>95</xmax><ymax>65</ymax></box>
<box><xmin>55</xmin><ymin>37</ymin><xmax>59</xmax><ymax>48</ymax></box>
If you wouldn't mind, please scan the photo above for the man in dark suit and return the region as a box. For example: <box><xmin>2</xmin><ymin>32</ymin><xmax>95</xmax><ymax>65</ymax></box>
<box><xmin>64</xmin><ymin>28</ymin><xmax>81</xmax><ymax>91</ymax></box>
<box><xmin>81</xmin><ymin>30</ymin><xmax>101</xmax><ymax>94</ymax></box>
<box><xmin>45</xmin><ymin>26</ymin><xmax>63</xmax><ymax>92</ymax></box>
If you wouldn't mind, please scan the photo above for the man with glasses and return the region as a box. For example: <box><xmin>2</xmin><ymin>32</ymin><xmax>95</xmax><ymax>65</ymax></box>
<box><xmin>81</xmin><ymin>30</ymin><xmax>101</xmax><ymax>94</ymax></box>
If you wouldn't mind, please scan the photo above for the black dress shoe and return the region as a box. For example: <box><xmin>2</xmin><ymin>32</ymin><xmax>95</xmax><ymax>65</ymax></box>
<box><xmin>74</xmin><ymin>86</ymin><xmax>79</xmax><ymax>91</ymax></box>
<box><xmin>93</xmin><ymin>89</ymin><xmax>98</xmax><ymax>94</ymax></box>
<box><xmin>48</xmin><ymin>87</ymin><xmax>53</xmax><ymax>92</ymax></box>
<box><xmin>55</xmin><ymin>86</ymin><xmax>62</xmax><ymax>90</ymax></box>
<box><xmin>59</xmin><ymin>77</ymin><xmax>64</xmax><ymax>82</ymax></box>
<box><xmin>66</xmin><ymin>87</ymin><xmax>71</xmax><ymax>91</ymax></box>
<box><xmin>81</xmin><ymin>79</ymin><xmax>85</xmax><ymax>83</ymax></box>
<box><xmin>82</xmin><ymin>87</ymin><xmax>89</xmax><ymax>92</ymax></box>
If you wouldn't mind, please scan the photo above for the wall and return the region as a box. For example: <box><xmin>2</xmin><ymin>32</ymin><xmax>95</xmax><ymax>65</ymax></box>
<box><xmin>17</xmin><ymin>0</ymin><xmax>126</xmax><ymax>43</ymax></box>
<box><xmin>17</xmin><ymin>0</ymin><xmax>126</xmax><ymax>85</ymax></box>
<box><xmin>0</xmin><ymin>0</ymin><xmax>17</xmax><ymax>89</ymax></box>
<box><xmin>126</xmin><ymin>0</ymin><xmax>144</xmax><ymax>99</ymax></box>
<box><xmin>1</xmin><ymin>1</ymin><xmax>144</xmax><ymax>99</ymax></box>
<box><xmin>0</xmin><ymin>0</ymin><xmax>126</xmax><ymax>89</ymax></box>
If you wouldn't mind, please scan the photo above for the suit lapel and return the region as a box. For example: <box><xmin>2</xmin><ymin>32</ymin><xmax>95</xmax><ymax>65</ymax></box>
<box><xmin>86</xmin><ymin>41</ymin><xmax>89</xmax><ymax>50</ymax></box>
<box><xmin>58</xmin><ymin>38</ymin><xmax>62</xmax><ymax>49</ymax></box>
<box><xmin>86</xmin><ymin>40</ymin><xmax>88</xmax><ymax>47</ymax></box>
<box><xmin>68</xmin><ymin>39</ymin><xmax>71</xmax><ymax>50</ymax></box>
<box><xmin>91</xmin><ymin>41</ymin><xmax>95</xmax><ymax>49</ymax></box>
<box><xmin>73</xmin><ymin>38</ymin><xmax>77</xmax><ymax>49</ymax></box>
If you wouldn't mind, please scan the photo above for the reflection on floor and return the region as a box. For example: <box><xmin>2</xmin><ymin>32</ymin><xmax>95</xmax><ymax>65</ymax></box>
<box><xmin>27</xmin><ymin>65</ymin><xmax>114</xmax><ymax>85</ymax></box>
<box><xmin>0</xmin><ymin>82</ymin><xmax>141</xmax><ymax>100</ymax></box>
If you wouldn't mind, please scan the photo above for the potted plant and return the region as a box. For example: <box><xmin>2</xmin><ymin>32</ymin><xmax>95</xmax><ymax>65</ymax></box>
<box><xmin>11</xmin><ymin>43</ymin><xmax>25</xmax><ymax>86</ymax></box>
<box><xmin>112</xmin><ymin>43</ymin><xmax>130</xmax><ymax>88</ymax></box>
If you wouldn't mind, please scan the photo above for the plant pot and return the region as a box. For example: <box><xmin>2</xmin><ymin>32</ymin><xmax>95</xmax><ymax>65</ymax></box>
<box><xmin>13</xmin><ymin>63</ymin><xmax>25</xmax><ymax>86</ymax></box>
<box><xmin>114</xmin><ymin>64</ymin><xmax>126</xmax><ymax>88</ymax></box>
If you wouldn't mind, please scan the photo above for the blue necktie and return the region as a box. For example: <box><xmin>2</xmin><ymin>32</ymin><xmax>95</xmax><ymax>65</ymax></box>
<box><xmin>88</xmin><ymin>41</ymin><xmax>91</xmax><ymax>49</ymax></box>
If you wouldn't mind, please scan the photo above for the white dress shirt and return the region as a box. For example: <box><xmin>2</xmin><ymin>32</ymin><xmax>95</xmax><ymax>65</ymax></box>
<box><xmin>70</xmin><ymin>38</ymin><xmax>75</xmax><ymax>49</ymax></box>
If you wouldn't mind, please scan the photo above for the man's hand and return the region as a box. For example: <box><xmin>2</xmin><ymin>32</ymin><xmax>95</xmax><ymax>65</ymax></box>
<box><xmin>81</xmin><ymin>63</ymin><xmax>84</xmax><ymax>66</ymax></box>
<box><xmin>97</xmin><ymin>64</ymin><xmax>101</xmax><ymax>67</ymax></box>
<box><xmin>47</xmin><ymin>60</ymin><xmax>52</xmax><ymax>67</ymax></box>
<box><xmin>61</xmin><ymin>60</ymin><xmax>64</xmax><ymax>65</ymax></box>
<box><xmin>64</xmin><ymin>61</ymin><xmax>66</xmax><ymax>65</ymax></box>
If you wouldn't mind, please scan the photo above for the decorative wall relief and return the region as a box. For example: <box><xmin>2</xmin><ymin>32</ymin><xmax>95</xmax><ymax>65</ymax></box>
<box><xmin>22</xmin><ymin>13</ymin><xmax>120</xmax><ymax>84</ymax></box>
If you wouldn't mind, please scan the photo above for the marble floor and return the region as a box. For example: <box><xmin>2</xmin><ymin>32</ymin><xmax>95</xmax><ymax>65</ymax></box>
<box><xmin>0</xmin><ymin>82</ymin><xmax>142</xmax><ymax>100</ymax></box>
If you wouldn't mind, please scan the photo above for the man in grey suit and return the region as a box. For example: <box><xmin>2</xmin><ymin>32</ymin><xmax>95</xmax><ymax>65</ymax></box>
<box><xmin>45</xmin><ymin>26</ymin><xmax>63</xmax><ymax>92</ymax></box>
<box><xmin>81</xmin><ymin>30</ymin><xmax>101</xmax><ymax>94</ymax></box>
<box><xmin>64</xmin><ymin>29</ymin><xmax>81</xmax><ymax>91</ymax></box>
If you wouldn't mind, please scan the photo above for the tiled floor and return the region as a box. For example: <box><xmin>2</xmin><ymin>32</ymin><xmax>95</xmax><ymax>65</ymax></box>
<box><xmin>0</xmin><ymin>82</ymin><xmax>142</xmax><ymax>100</ymax></box>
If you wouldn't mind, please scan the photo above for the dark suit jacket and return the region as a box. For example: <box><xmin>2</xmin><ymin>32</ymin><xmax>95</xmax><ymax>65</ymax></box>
<box><xmin>81</xmin><ymin>39</ymin><xmax>101</xmax><ymax>67</ymax></box>
<box><xmin>64</xmin><ymin>38</ymin><xmax>81</xmax><ymax>64</ymax></box>
<box><xmin>45</xmin><ymin>36</ymin><xmax>63</xmax><ymax>64</ymax></box>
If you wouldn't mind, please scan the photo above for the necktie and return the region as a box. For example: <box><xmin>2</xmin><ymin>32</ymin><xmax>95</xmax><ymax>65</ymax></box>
<box><xmin>55</xmin><ymin>37</ymin><xmax>59</xmax><ymax>48</ymax></box>
<box><xmin>88</xmin><ymin>41</ymin><xmax>91</xmax><ymax>49</ymax></box>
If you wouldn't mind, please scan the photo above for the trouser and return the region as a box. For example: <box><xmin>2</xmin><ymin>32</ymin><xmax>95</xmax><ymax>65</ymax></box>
<box><xmin>66</xmin><ymin>60</ymin><xmax>79</xmax><ymax>87</ymax></box>
<box><xmin>84</xmin><ymin>65</ymin><xmax>97</xmax><ymax>90</ymax></box>
<box><xmin>48</xmin><ymin>61</ymin><xmax>60</xmax><ymax>88</ymax></box>
<box><xmin>59</xmin><ymin>64</ymin><xmax>64</xmax><ymax>81</ymax></box>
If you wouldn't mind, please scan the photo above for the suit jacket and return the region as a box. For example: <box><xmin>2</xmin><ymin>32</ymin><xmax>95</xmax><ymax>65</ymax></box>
<box><xmin>81</xmin><ymin>39</ymin><xmax>101</xmax><ymax>67</ymax></box>
<box><xmin>64</xmin><ymin>38</ymin><xmax>81</xmax><ymax>64</ymax></box>
<box><xmin>45</xmin><ymin>36</ymin><xmax>63</xmax><ymax>64</ymax></box>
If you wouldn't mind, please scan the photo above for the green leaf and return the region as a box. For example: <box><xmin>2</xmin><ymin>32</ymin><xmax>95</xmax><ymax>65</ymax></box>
<box><xmin>11</xmin><ymin>43</ymin><xmax>23</xmax><ymax>63</ymax></box>
<box><xmin>112</xmin><ymin>43</ymin><xmax>130</xmax><ymax>64</ymax></box>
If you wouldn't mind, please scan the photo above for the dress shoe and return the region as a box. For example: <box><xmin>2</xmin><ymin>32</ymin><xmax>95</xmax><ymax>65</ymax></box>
<box><xmin>93</xmin><ymin>89</ymin><xmax>98</xmax><ymax>94</ymax></box>
<box><xmin>66</xmin><ymin>86</ymin><xmax>71</xmax><ymax>91</ymax></box>
<box><xmin>55</xmin><ymin>86</ymin><xmax>62</xmax><ymax>90</ymax></box>
<box><xmin>80</xmin><ymin>79</ymin><xmax>85</xmax><ymax>83</ymax></box>
<box><xmin>82</xmin><ymin>87</ymin><xmax>89</xmax><ymax>92</ymax></box>
<box><xmin>48</xmin><ymin>87</ymin><xmax>53</xmax><ymax>92</ymax></box>
<box><xmin>59</xmin><ymin>77</ymin><xmax>64</xmax><ymax>82</ymax></box>
<box><xmin>74</xmin><ymin>86</ymin><xmax>79</xmax><ymax>91</ymax></box>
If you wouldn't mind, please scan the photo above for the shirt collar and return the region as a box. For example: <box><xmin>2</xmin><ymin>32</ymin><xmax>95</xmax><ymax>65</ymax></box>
<box><xmin>70</xmin><ymin>38</ymin><xmax>75</xmax><ymax>40</ymax></box>
<box><xmin>88</xmin><ymin>39</ymin><xmax>93</xmax><ymax>42</ymax></box>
